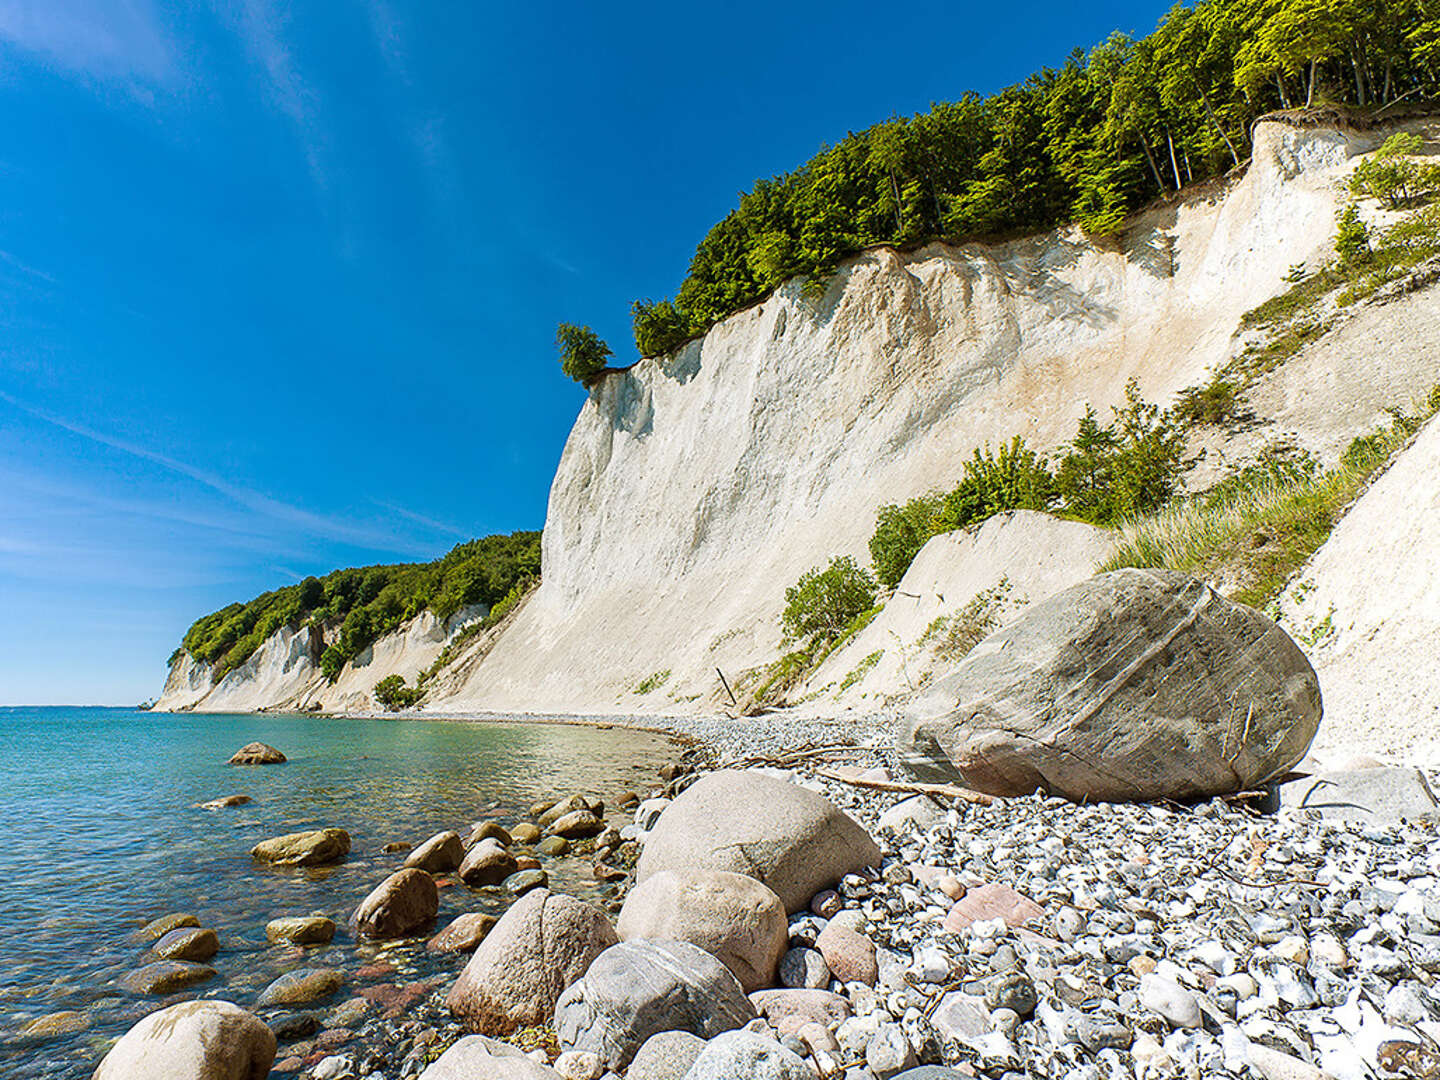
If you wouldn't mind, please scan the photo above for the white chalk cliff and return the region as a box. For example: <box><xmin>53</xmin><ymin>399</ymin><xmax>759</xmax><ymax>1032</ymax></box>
<box><xmin>158</xmin><ymin>115</ymin><xmax>1440</xmax><ymax>719</ymax></box>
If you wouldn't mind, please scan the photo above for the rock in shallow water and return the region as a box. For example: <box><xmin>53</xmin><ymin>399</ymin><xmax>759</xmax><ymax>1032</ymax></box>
<box><xmin>228</xmin><ymin>741</ymin><xmax>286</xmax><ymax>765</ymax></box>
<box><xmin>152</xmin><ymin>926</ymin><xmax>219</xmax><ymax>962</ymax></box>
<box><xmin>427</xmin><ymin>912</ymin><xmax>498</xmax><ymax>954</ymax></box>
<box><xmin>121</xmin><ymin>960</ymin><xmax>216</xmax><ymax>995</ymax></box>
<box><xmin>460</xmin><ymin>839</ymin><xmax>519</xmax><ymax>887</ymax></box>
<box><xmin>266</xmin><ymin>916</ymin><xmax>336</xmax><ymax>945</ymax></box>
<box><xmin>898</xmin><ymin>568</ymin><xmax>1322</xmax><ymax>802</ymax></box>
<box><xmin>251</xmin><ymin>828</ymin><xmax>351</xmax><ymax>867</ymax></box>
<box><xmin>350</xmin><ymin>867</ymin><xmax>438</xmax><ymax>939</ymax></box>
<box><xmin>405</xmin><ymin>830</ymin><xmax>465</xmax><ymax>873</ymax></box>
<box><xmin>94</xmin><ymin>1000</ymin><xmax>275</xmax><ymax>1080</ymax></box>
<box><xmin>257</xmin><ymin>967</ymin><xmax>345</xmax><ymax>1007</ymax></box>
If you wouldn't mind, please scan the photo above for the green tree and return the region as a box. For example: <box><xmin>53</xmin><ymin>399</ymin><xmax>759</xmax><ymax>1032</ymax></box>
<box><xmin>1055</xmin><ymin>382</ymin><xmax>1188</xmax><ymax>525</ymax></box>
<box><xmin>555</xmin><ymin>323</ymin><xmax>613</xmax><ymax>385</ymax></box>
<box><xmin>1334</xmin><ymin>203</ymin><xmax>1371</xmax><ymax>267</ymax></box>
<box><xmin>374</xmin><ymin>674</ymin><xmax>421</xmax><ymax>711</ymax></box>
<box><xmin>1350</xmin><ymin>132</ymin><xmax>1433</xmax><ymax>207</ymax></box>
<box><xmin>782</xmin><ymin>556</ymin><xmax>878</xmax><ymax>646</ymax></box>
<box><xmin>869</xmin><ymin>494</ymin><xmax>946</xmax><ymax>588</ymax></box>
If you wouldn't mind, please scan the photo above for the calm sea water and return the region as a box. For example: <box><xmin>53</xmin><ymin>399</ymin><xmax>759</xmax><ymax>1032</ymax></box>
<box><xmin>0</xmin><ymin>706</ymin><xmax>678</xmax><ymax>1078</ymax></box>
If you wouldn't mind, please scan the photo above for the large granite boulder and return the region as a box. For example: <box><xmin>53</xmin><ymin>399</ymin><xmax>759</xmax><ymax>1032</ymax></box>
<box><xmin>554</xmin><ymin>939</ymin><xmax>756</xmax><ymax>1070</ymax></box>
<box><xmin>93</xmin><ymin>999</ymin><xmax>276</xmax><ymax>1079</ymax></box>
<box><xmin>405</xmin><ymin>831</ymin><xmax>464</xmax><ymax>873</ymax></box>
<box><xmin>617</xmin><ymin>869</ymin><xmax>788</xmax><ymax>993</ymax></box>
<box><xmin>898</xmin><ymin>569</ymin><xmax>1322</xmax><ymax>802</ymax></box>
<box><xmin>250</xmin><ymin>829</ymin><xmax>350</xmax><ymax>867</ymax></box>
<box><xmin>351</xmin><ymin>868</ymin><xmax>439</xmax><ymax>939</ymax></box>
<box><xmin>446</xmin><ymin>889</ymin><xmax>617</xmax><ymax>1036</ymax></box>
<box><xmin>635</xmin><ymin>770</ymin><xmax>881</xmax><ymax>913</ymax></box>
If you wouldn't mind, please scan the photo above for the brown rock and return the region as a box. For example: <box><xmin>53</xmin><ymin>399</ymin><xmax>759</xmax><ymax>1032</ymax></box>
<box><xmin>404</xmin><ymin>831</ymin><xmax>464</xmax><ymax>873</ymax></box>
<box><xmin>459</xmin><ymin>839</ymin><xmax>519</xmax><ymax>887</ymax></box>
<box><xmin>257</xmin><ymin>968</ymin><xmax>344</xmax><ymax>1007</ymax></box>
<box><xmin>815</xmin><ymin>922</ymin><xmax>877</xmax><ymax>986</ymax></box>
<box><xmin>468</xmin><ymin>822</ymin><xmax>513</xmax><ymax>847</ymax></box>
<box><xmin>152</xmin><ymin>927</ymin><xmax>219</xmax><ymax>962</ymax></box>
<box><xmin>93</xmin><ymin>1000</ymin><xmax>275</xmax><ymax>1079</ymax></box>
<box><xmin>121</xmin><ymin>961</ymin><xmax>216</xmax><ymax>995</ymax></box>
<box><xmin>516</xmin><ymin>855</ymin><xmax>542</xmax><ymax>872</ymax></box>
<box><xmin>136</xmin><ymin>912</ymin><xmax>199</xmax><ymax>940</ymax></box>
<box><xmin>511</xmin><ymin>823</ymin><xmax>542</xmax><ymax>845</ymax></box>
<box><xmin>446</xmin><ymin>888</ymin><xmax>617</xmax><ymax>1036</ymax></box>
<box><xmin>539</xmin><ymin>796</ymin><xmax>602</xmax><ymax>828</ymax></box>
<box><xmin>549</xmin><ymin>810</ymin><xmax>604</xmax><ymax>839</ymax></box>
<box><xmin>537</xmin><ymin>836</ymin><xmax>570</xmax><ymax>857</ymax></box>
<box><xmin>251</xmin><ymin>829</ymin><xmax>350</xmax><ymax>867</ymax></box>
<box><xmin>228</xmin><ymin>742</ymin><xmax>286</xmax><ymax>765</ymax></box>
<box><xmin>636</xmin><ymin>770</ymin><xmax>880</xmax><ymax>913</ymax></box>
<box><xmin>20</xmin><ymin>1011</ymin><xmax>90</xmax><ymax>1039</ymax></box>
<box><xmin>195</xmin><ymin>795</ymin><xmax>252</xmax><ymax>809</ymax></box>
<box><xmin>266</xmin><ymin>916</ymin><xmax>336</xmax><ymax>945</ymax></box>
<box><xmin>350</xmin><ymin>868</ymin><xmax>439</xmax><ymax>939</ymax></box>
<box><xmin>427</xmin><ymin>913</ymin><xmax>498</xmax><ymax>954</ymax></box>
<box><xmin>943</xmin><ymin>882</ymin><xmax>1044</xmax><ymax>933</ymax></box>
<box><xmin>616</xmin><ymin>869</ymin><xmax>788</xmax><ymax>993</ymax></box>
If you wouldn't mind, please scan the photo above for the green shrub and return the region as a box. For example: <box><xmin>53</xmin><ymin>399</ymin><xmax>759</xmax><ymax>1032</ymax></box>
<box><xmin>931</xmin><ymin>437</ymin><xmax>1056</xmax><ymax>534</ymax></box>
<box><xmin>634</xmin><ymin>670</ymin><xmax>672</xmax><ymax>695</ymax></box>
<box><xmin>555</xmin><ymin>323</ymin><xmax>612</xmax><ymax>385</ymax></box>
<box><xmin>1350</xmin><ymin>133</ymin><xmax>1436</xmax><ymax>209</ymax></box>
<box><xmin>1335</xmin><ymin>204</ymin><xmax>1371</xmax><ymax>269</ymax></box>
<box><xmin>1054</xmin><ymin>382</ymin><xmax>1187</xmax><ymax>526</ymax></box>
<box><xmin>869</xmin><ymin>494</ymin><xmax>945</xmax><ymax>588</ymax></box>
<box><xmin>374</xmin><ymin>674</ymin><xmax>422</xmax><ymax>711</ymax></box>
<box><xmin>781</xmin><ymin>556</ymin><xmax>878</xmax><ymax>647</ymax></box>
<box><xmin>1174</xmin><ymin>376</ymin><xmax>1239</xmax><ymax>425</ymax></box>
<box><xmin>921</xmin><ymin>579</ymin><xmax>1013</xmax><ymax>662</ymax></box>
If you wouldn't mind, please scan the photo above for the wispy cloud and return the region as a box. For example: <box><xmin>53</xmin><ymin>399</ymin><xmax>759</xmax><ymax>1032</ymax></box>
<box><xmin>0</xmin><ymin>389</ymin><xmax>430</xmax><ymax>556</ymax></box>
<box><xmin>363</xmin><ymin>0</ymin><xmax>467</xmax><ymax>242</ymax></box>
<box><xmin>0</xmin><ymin>249</ymin><xmax>57</xmax><ymax>286</ymax></box>
<box><xmin>225</xmin><ymin>0</ymin><xmax>333</xmax><ymax>201</ymax></box>
<box><xmin>372</xmin><ymin>499</ymin><xmax>470</xmax><ymax>539</ymax></box>
<box><xmin>0</xmin><ymin>0</ymin><xmax>175</xmax><ymax>85</ymax></box>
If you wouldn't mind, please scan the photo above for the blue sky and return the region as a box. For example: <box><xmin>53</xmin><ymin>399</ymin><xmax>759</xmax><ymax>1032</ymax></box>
<box><xmin>0</xmin><ymin>0</ymin><xmax>1170</xmax><ymax>704</ymax></box>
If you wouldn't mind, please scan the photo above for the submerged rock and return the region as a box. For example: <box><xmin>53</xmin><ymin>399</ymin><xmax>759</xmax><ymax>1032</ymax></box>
<box><xmin>195</xmin><ymin>794</ymin><xmax>252</xmax><ymax>809</ymax></box>
<box><xmin>266</xmin><ymin>916</ymin><xmax>336</xmax><ymax>945</ymax></box>
<box><xmin>899</xmin><ymin>569</ymin><xmax>1322</xmax><ymax>802</ymax></box>
<box><xmin>93</xmin><ymin>1000</ymin><xmax>275</xmax><ymax>1080</ymax></box>
<box><xmin>257</xmin><ymin>967</ymin><xmax>344</xmax><ymax>1007</ymax></box>
<box><xmin>228</xmin><ymin>742</ymin><xmax>286</xmax><ymax>765</ymax></box>
<box><xmin>152</xmin><ymin>926</ymin><xmax>219</xmax><ymax>962</ymax></box>
<box><xmin>635</xmin><ymin>769</ymin><xmax>881</xmax><ymax>912</ymax></box>
<box><xmin>121</xmin><ymin>960</ymin><xmax>216</xmax><ymax>995</ymax></box>
<box><xmin>136</xmin><ymin>912</ymin><xmax>199</xmax><ymax>940</ymax></box>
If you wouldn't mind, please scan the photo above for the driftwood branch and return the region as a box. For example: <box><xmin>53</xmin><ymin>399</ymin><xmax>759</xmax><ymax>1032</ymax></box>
<box><xmin>817</xmin><ymin>768</ymin><xmax>993</xmax><ymax>806</ymax></box>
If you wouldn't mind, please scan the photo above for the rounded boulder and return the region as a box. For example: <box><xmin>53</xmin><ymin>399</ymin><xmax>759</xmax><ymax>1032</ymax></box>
<box><xmin>554</xmin><ymin>939</ymin><xmax>756</xmax><ymax>1070</ymax></box>
<box><xmin>350</xmin><ymin>868</ymin><xmax>439</xmax><ymax>939</ymax></box>
<box><xmin>228</xmin><ymin>742</ymin><xmax>286</xmax><ymax>765</ymax></box>
<box><xmin>446</xmin><ymin>888</ymin><xmax>617</xmax><ymax>1036</ymax></box>
<box><xmin>250</xmin><ymin>829</ymin><xmax>350</xmax><ymax>867</ymax></box>
<box><xmin>898</xmin><ymin>568</ymin><xmax>1323</xmax><ymax>802</ymax></box>
<box><xmin>635</xmin><ymin>770</ymin><xmax>880</xmax><ymax>913</ymax></box>
<box><xmin>93</xmin><ymin>1000</ymin><xmax>276</xmax><ymax>1080</ymax></box>
<box><xmin>616</xmin><ymin>869</ymin><xmax>787</xmax><ymax>993</ymax></box>
<box><xmin>405</xmin><ymin>831</ymin><xmax>464</xmax><ymax>873</ymax></box>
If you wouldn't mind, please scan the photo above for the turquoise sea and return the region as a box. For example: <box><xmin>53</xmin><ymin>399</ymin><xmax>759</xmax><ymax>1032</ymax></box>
<box><xmin>0</xmin><ymin>706</ymin><xmax>677</xmax><ymax>1078</ymax></box>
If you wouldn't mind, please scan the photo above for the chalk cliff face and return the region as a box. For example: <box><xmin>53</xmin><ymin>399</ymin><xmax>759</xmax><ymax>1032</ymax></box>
<box><xmin>422</xmin><ymin>117</ymin><xmax>1397</xmax><ymax>715</ymax></box>
<box><xmin>159</xmin><ymin>116</ymin><xmax>1440</xmax><ymax>718</ymax></box>
<box><xmin>155</xmin><ymin>608</ymin><xmax>480</xmax><ymax>713</ymax></box>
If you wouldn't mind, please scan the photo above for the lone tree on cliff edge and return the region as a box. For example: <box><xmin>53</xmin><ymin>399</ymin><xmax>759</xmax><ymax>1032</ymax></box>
<box><xmin>556</xmin><ymin>322</ymin><xmax>612</xmax><ymax>386</ymax></box>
